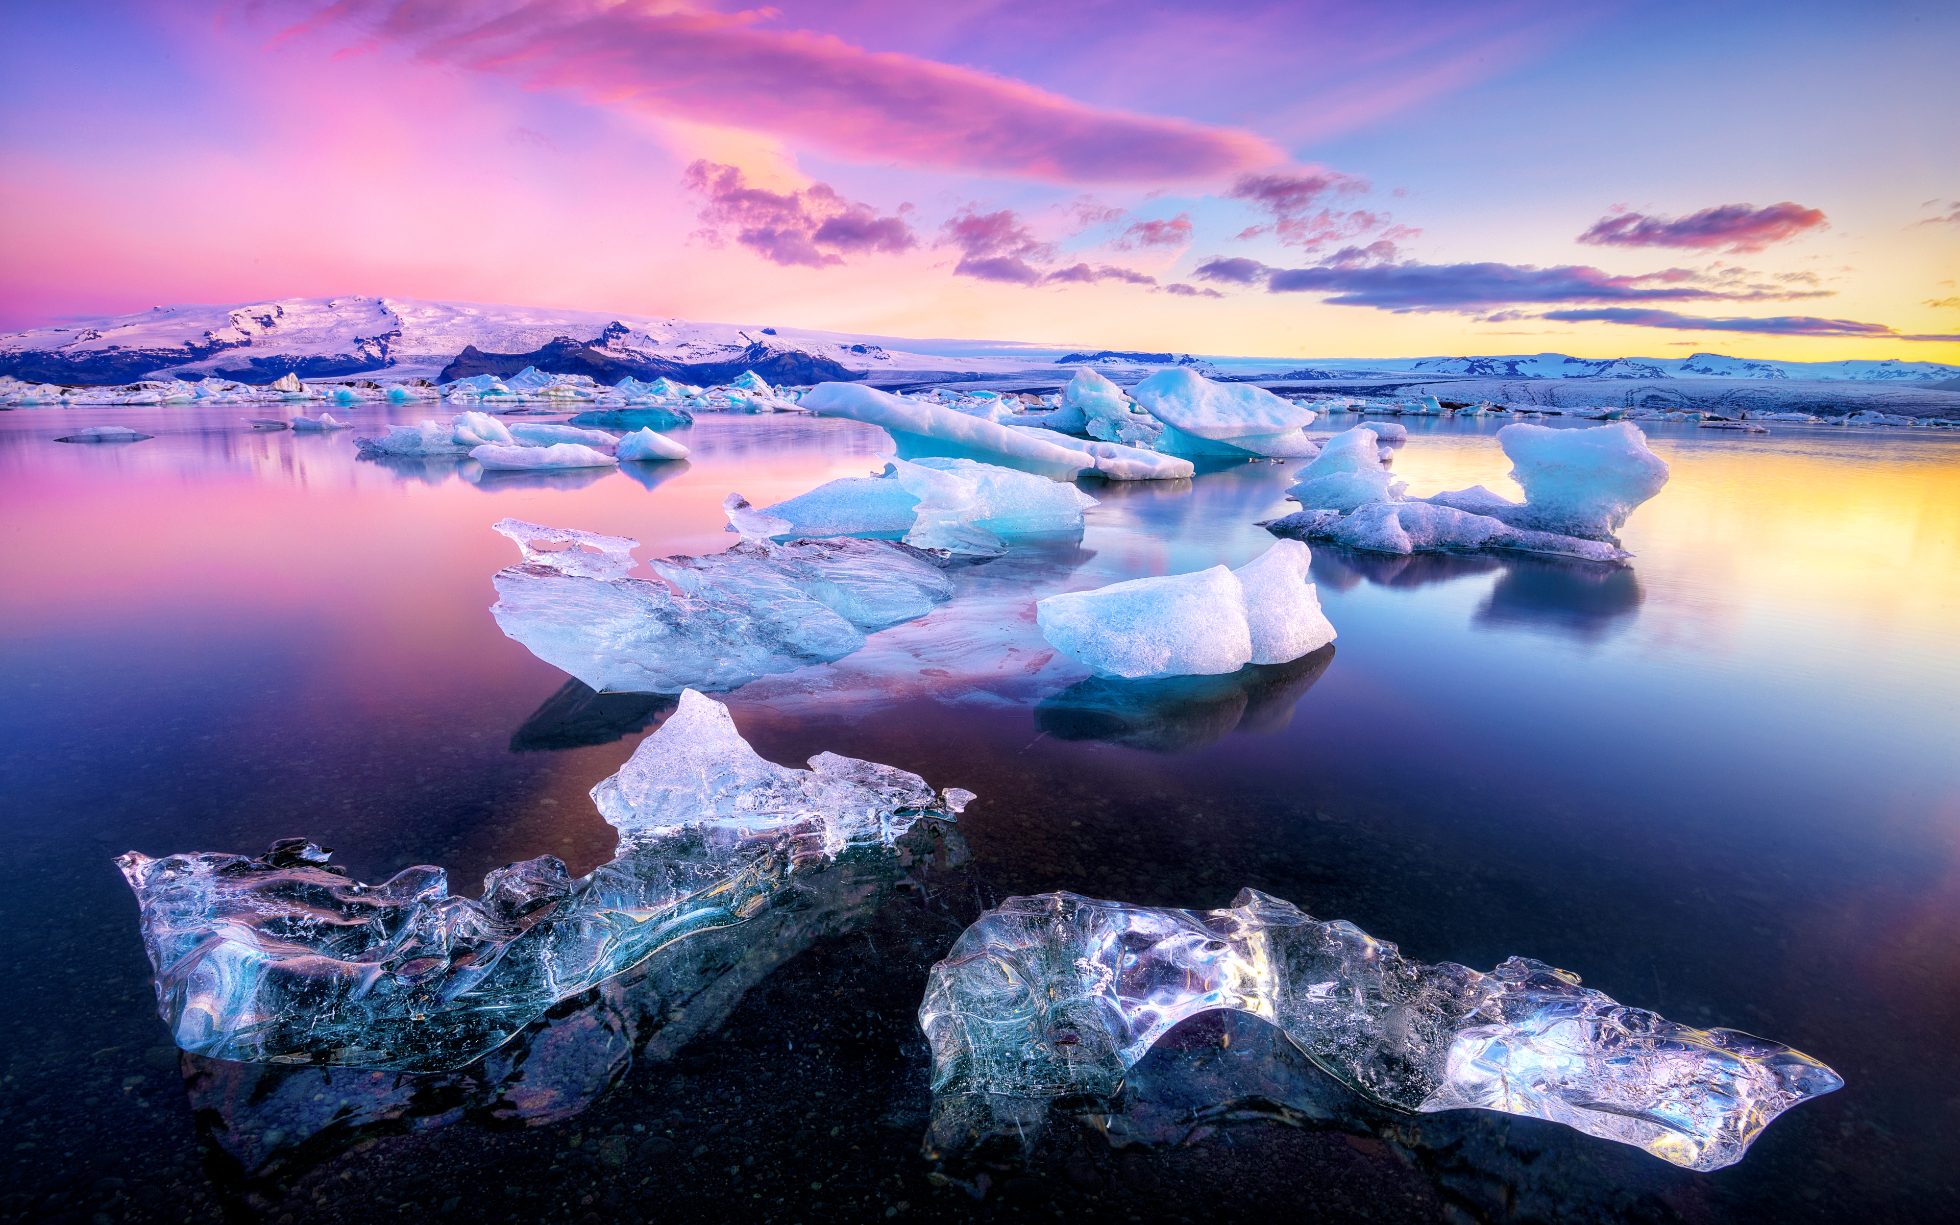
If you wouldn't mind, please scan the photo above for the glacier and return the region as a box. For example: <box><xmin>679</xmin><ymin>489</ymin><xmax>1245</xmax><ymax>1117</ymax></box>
<box><xmin>490</xmin><ymin>518</ymin><xmax>955</xmax><ymax>692</ymax></box>
<box><xmin>117</xmin><ymin>690</ymin><xmax>972</xmax><ymax>1072</ymax></box>
<box><xmin>1036</xmin><ymin>540</ymin><xmax>1335</xmax><ymax>679</ymax></box>
<box><xmin>920</xmin><ymin>890</ymin><xmax>1841</xmax><ymax>1173</ymax></box>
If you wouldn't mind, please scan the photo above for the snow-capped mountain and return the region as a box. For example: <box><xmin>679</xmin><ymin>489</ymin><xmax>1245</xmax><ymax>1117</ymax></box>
<box><xmin>1280</xmin><ymin>351</ymin><xmax>1960</xmax><ymax>384</ymax></box>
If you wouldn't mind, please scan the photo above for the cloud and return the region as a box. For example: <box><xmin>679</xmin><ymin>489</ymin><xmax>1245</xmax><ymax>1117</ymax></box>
<box><xmin>1114</xmin><ymin>214</ymin><xmax>1193</xmax><ymax>249</ymax></box>
<box><xmin>1162</xmin><ymin>282</ymin><xmax>1224</xmax><ymax>298</ymax></box>
<box><xmin>1926</xmin><ymin>297</ymin><xmax>1960</xmax><ymax>309</ymax></box>
<box><xmin>1578</xmin><ymin>202</ymin><xmax>1827</xmax><ymax>253</ymax></box>
<box><xmin>941</xmin><ymin>207</ymin><xmax>1154</xmax><ymax>288</ymax></box>
<box><xmin>683</xmin><ymin>161</ymin><xmax>913</xmax><ymax>267</ymax></box>
<box><xmin>1192</xmin><ymin>256</ymin><xmax>1271</xmax><ymax>285</ymax></box>
<box><xmin>1226</xmin><ymin>168</ymin><xmax>1394</xmax><ymax>249</ymax></box>
<box><xmin>279</xmin><ymin>1</ymin><xmax>1281</xmax><ymax>183</ymax></box>
<box><xmin>1914</xmin><ymin>200</ymin><xmax>1960</xmax><ymax>227</ymax></box>
<box><xmin>1261</xmin><ymin>258</ymin><xmax>1829</xmax><ymax>311</ymax></box>
<box><xmin>1043</xmin><ymin>262</ymin><xmax>1157</xmax><ymax>286</ymax></box>
<box><xmin>1540</xmin><ymin>307</ymin><xmax>1960</xmax><ymax>342</ymax></box>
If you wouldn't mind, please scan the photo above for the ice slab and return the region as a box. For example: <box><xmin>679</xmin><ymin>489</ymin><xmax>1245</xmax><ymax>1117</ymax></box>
<box><xmin>491</xmin><ymin>520</ymin><xmax>955</xmax><ymax>692</ymax></box>
<box><xmin>567</xmin><ymin>405</ymin><xmax>695</xmax><ymax>431</ymax></box>
<box><xmin>614</xmin><ymin>426</ymin><xmax>689</xmax><ymax>461</ymax></box>
<box><xmin>1265</xmin><ymin>502</ymin><xmax>1629</xmax><ymax>563</ymax></box>
<box><xmin>1286</xmin><ymin>425</ymin><xmax>1405</xmax><ymax>512</ymax></box>
<box><xmin>289</xmin><ymin>412</ymin><xmax>351</xmax><ymax>432</ymax></box>
<box><xmin>1130</xmin><ymin>369</ymin><xmax>1318</xmax><ymax>458</ymax></box>
<box><xmin>492</xmin><ymin>518</ymin><xmax>639</xmax><ymax>580</ymax></box>
<box><xmin>1468</xmin><ymin>422</ymin><xmax>1670</xmax><ymax>540</ymax></box>
<box><xmin>802</xmin><ymin>382</ymin><xmax>1101</xmax><ymax>479</ymax></box>
<box><xmin>1036</xmin><ymin>540</ymin><xmax>1334</xmax><ymax>679</ymax></box>
<box><xmin>356</xmin><ymin>410</ymin><xmax>515</xmax><ymax>457</ymax></box>
<box><xmin>921</xmin><ymin>890</ymin><xmax>1841</xmax><ymax>1172</ymax></box>
<box><xmin>470</xmin><ymin>442</ymin><xmax>618</xmax><ymax>471</ymax></box>
<box><xmin>54</xmin><ymin>425</ymin><xmax>153</xmax><ymax>443</ymax></box>
<box><xmin>117</xmin><ymin>690</ymin><xmax>972</xmax><ymax>1071</ymax></box>
<box><xmin>506</xmin><ymin>422</ymin><xmax>619</xmax><ymax>450</ymax></box>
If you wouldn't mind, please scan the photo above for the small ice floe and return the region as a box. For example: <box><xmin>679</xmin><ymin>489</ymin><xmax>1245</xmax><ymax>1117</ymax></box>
<box><xmin>614</xmin><ymin>427</ymin><xmax>689</xmax><ymax>462</ymax></box>
<box><xmin>470</xmin><ymin>442</ymin><xmax>618</xmax><ymax>471</ymax></box>
<box><xmin>1129</xmin><ymin>368</ymin><xmax>1320</xmax><ymax>459</ymax></box>
<box><xmin>246</xmin><ymin>418</ymin><xmax>290</xmax><ymax>430</ymax></box>
<box><xmin>490</xmin><ymin>518</ymin><xmax>955</xmax><ymax>692</ymax></box>
<box><xmin>728</xmin><ymin>457</ymin><xmax>1096</xmax><ymax>556</ymax></box>
<box><xmin>116</xmin><ymin>690</ymin><xmax>970</xmax><ymax>1071</ymax></box>
<box><xmin>920</xmin><ymin>890</ymin><xmax>1842</xmax><ymax>1173</ymax></box>
<box><xmin>54</xmin><ymin>425</ymin><xmax>153</xmax><ymax>443</ymax></box>
<box><xmin>506</xmin><ymin>422</ymin><xmax>619</xmax><ymax>450</ymax></box>
<box><xmin>1286</xmin><ymin>426</ymin><xmax>1406</xmax><ymax>512</ymax></box>
<box><xmin>1036</xmin><ymin>540</ymin><xmax>1335</xmax><ymax>679</ymax></box>
<box><xmin>289</xmin><ymin>412</ymin><xmax>351</xmax><ymax>431</ymax></box>
<box><xmin>1699</xmin><ymin>419</ymin><xmax>1770</xmax><ymax>433</ymax></box>
<box><xmin>355</xmin><ymin>410</ymin><xmax>514</xmax><ymax>457</ymax></box>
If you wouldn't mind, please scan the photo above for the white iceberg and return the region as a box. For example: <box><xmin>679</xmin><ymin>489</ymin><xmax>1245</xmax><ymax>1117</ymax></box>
<box><xmin>1427</xmin><ymin>422</ymin><xmax>1669</xmax><ymax>540</ymax></box>
<box><xmin>289</xmin><ymin>412</ymin><xmax>351</xmax><ymax>432</ymax></box>
<box><xmin>803</xmin><ymin>382</ymin><xmax>1100</xmax><ymax>479</ymax></box>
<box><xmin>507</xmin><ymin>422</ymin><xmax>619</xmax><ymax>450</ymax></box>
<box><xmin>1286</xmin><ymin>426</ymin><xmax>1405</xmax><ymax>512</ymax></box>
<box><xmin>614</xmin><ymin>427</ymin><xmax>690</xmax><ymax>462</ymax></box>
<box><xmin>356</xmin><ymin>410</ymin><xmax>515</xmax><ymax>457</ymax></box>
<box><xmin>471</xmin><ymin>442</ymin><xmax>618</xmax><ymax>471</ymax></box>
<box><xmin>1036</xmin><ymin>540</ymin><xmax>1335</xmax><ymax>679</ymax></box>
<box><xmin>1130</xmin><ymin>369</ymin><xmax>1318</xmax><ymax>458</ymax></box>
<box><xmin>55</xmin><ymin>425</ymin><xmax>154</xmax><ymax>443</ymax></box>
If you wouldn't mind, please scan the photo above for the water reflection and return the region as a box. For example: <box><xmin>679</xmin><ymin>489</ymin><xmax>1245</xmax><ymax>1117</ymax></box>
<box><xmin>508</xmin><ymin>680</ymin><xmax>677</xmax><ymax>752</ymax></box>
<box><xmin>1310</xmin><ymin>548</ymin><xmax>1644</xmax><ymax>642</ymax></box>
<box><xmin>1035</xmin><ymin>646</ymin><xmax>1334</xmax><ymax>752</ymax></box>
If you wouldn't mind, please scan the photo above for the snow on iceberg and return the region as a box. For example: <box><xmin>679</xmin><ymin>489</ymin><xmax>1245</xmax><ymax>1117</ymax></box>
<box><xmin>1286</xmin><ymin>425</ymin><xmax>1405</xmax><ymax>512</ymax></box>
<box><xmin>1449</xmin><ymin>421</ymin><xmax>1670</xmax><ymax>540</ymax></box>
<box><xmin>470</xmin><ymin>442</ymin><xmax>617</xmax><ymax>471</ymax></box>
<box><xmin>117</xmin><ymin>690</ymin><xmax>971</xmax><ymax>1071</ymax></box>
<box><xmin>491</xmin><ymin>519</ymin><xmax>955</xmax><ymax>692</ymax></box>
<box><xmin>614</xmin><ymin>426</ymin><xmax>690</xmax><ymax>462</ymax></box>
<box><xmin>54</xmin><ymin>425</ymin><xmax>154</xmax><ymax>443</ymax></box>
<box><xmin>289</xmin><ymin>412</ymin><xmax>351</xmax><ymax>432</ymax></box>
<box><xmin>506</xmin><ymin>422</ymin><xmax>619</xmax><ymax>450</ymax></box>
<box><xmin>1036</xmin><ymin>540</ymin><xmax>1334</xmax><ymax>679</ymax></box>
<box><xmin>920</xmin><ymin>890</ymin><xmax>1842</xmax><ymax>1172</ymax></box>
<box><xmin>1130</xmin><ymin>368</ymin><xmax>1318</xmax><ymax>458</ymax></box>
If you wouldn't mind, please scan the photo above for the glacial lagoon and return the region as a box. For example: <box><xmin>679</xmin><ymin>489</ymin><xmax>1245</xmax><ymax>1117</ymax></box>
<box><xmin>3</xmin><ymin>404</ymin><xmax>1958</xmax><ymax>1222</ymax></box>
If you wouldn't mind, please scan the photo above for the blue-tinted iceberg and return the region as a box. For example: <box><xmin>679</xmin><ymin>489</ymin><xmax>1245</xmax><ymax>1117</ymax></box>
<box><xmin>1036</xmin><ymin>540</ymin><xmax>1334</xmax><ymax>679</ymax></box>
<box><xmin>470</xmin><ymin>442</ymin><xmax>618</xmax><ymax>471</ymax></box>
<box><xmin>117</xmin><ymin>690</ymin><xmax>971</xmax><ymax>1072</ymax></box>
<box><xmin>920</xmin><ymin>890</ymin><xmax>1841</xmax><ymax>1172</ymax></box>
<box><xmin>614</xmin><ymin>426</ymin><xmax>690</xmax><ymax>462</ymax></box>
<box><xmin>490</xmin><ymin>518</ymin><xmax>954</xmax><ymax>692</ymax></box>
<box><xmin>356</xmin><ymin>411</ymin><xmax>514</xmax><ymax>457</ymax></box>
<box><xmin>1130</xmin><ymin>369</ymin><xmax>1318</xmax><ymax>458</ymax></box>
<box><xmin>1286</xmin><ymin>425</ymin><xmax>1404</xmax><ymax>512</ymax></box>
<box><xmin>1427</xmin><ymin>421</ymin><xmax>1670</xmax><ymax>540</ymax></box>
<box><xmin>289</xmin><ymin>412</ymin><xmax>352</xmax><ymax>432</ymax></box>
<box><xmin>506</xmin><ymin>422</ymin><xmax>619</xmax><ymax>450</ymax></box>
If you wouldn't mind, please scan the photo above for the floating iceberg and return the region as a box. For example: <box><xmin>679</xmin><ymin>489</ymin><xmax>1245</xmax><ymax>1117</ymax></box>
<box><xmin>1428</xmin><ymin>422</ymin><xmax>1670</xmax><ymax>540</ymax></box>
<box><xmin>118</xmin><ymin>690</ymin><xmax>971</xmax><ymax>1072</ymax></box>
<box><xmin>54</xmin><ymin>425</ymin><xmax>153</xmax><ymax>443</ymax></box>
<box><xmin>506</xmin><ymin>422</ymin><xmax>619</xmax><ymax>450</ymax></box>
<box><xmin>491</xmin><ymin>519</ymin><xmax>955</xmax><ymax>692</ymax></box>
<box><xmin>920</xmin><ymin>890</ymin><xmax>1841</xmax><ymax>1173</ymax></box>
<box><xmin>470</xmin><ymin>442</ymin><xmax>617</xmax><ymax>471</ymax></box>
<box><xmin>356</xmin><ymin>410</ymin><xmax>515</xmax><ymax>457</ymax></box>
<box><xmin>1070</xmin><ymin>367</ymin><xmax>1164</xmax><ymax>446</ymax></box>
<box><xmin>566</xmin><ymin>405</ymin><xmax>695</xmax><ymax>431</ymax></box>
<box><xmin>1266</xmin><ymin>502</ymin><xmax>1629</xmax><ymax>563</ymax></box>
<box><xmin>614</xmin><ymin>426</ymin><xmax>690</xmax><ymax>462</ymax></box>
<box><xmin>729</xmin><ymin>457</ymin><xmax>1097</xmax><ymax>556</ymax></box>
<box><xmin>289</xmin><ymin>412</ymin><xmax>351</xmax><ymax>432</ymax></box>
<box><xmin>1286</xmin><ymin>425</ymin><xmax>1405</xmax><ymax>512</ymax></box>
<box><xmin>1036</xmin><ymin>540</ymin><xmax>1334</xmax><ymax>679</ymax></box>
<box><xmin>1130</xmin><ymin>369</ymin><xmax>1318</xmax><ymax>458</ymax></box>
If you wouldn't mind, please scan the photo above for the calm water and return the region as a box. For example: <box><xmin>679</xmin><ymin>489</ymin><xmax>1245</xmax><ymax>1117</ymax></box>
<box><xmin>1</xmin><ymin>404</ymin><xmax>1956</xmax><ymax>1223</ymax></box>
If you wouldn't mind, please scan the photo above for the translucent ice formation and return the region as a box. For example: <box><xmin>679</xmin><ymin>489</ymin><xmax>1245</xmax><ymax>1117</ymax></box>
<box><xmin>118</xmin><ymin>690</ymin><xmax>971</xmax><ymax>1071</ymax></box>
<box><xmin>1036</xmin><ymin>540</ymin><xmax>1335</xmax><ymax>679</ymax></box>
<box><xmin>1071</xmin><ymin>367</ymin><xmax>1165</xmax><ymax>446</ymax></box>
<box><xmin>1130</xmin><ymin>369</ymin><xmax>1318</xmax><ymax>458</ymax></box>
<box><xmin>1266</xmin><ymin>503</ymin><xmax>1630</xmax><ymax>563</ymax></box>
<box><xmin>289</xmin><ymin>412</ymin><xmax>351</xmax><ymax>431</ymax></box>
<box><xmin>614</xmin><ymin>426</ymin><xmax>690</xmax><ymax>462</ymax></box>
<box><xmin>1431</xmin><ymin>422</ymin><xmax>1670</xmax><ymax>540</ymax></box>
<box><xmin>54</xmin><ymin>425</ymin><xmax>153</xmax><ymax>443</ymax></box>
<box><xmin>920</xmin><ymin>890</ymin><xmax>1841</xmax><ymax>1172</ymax></box>
<box><xmin>490</xmin><ymin>519</ymin><xmax>955</xmax><ymax>692</ymax></box>
<box><xmin>470</xmin><ymin>442</ymin><xmax>618</xmax><ymax>471</ymax></box>
<box><xmin>1286</xmin><ymin>425</ymin><xmax>1405</xmax><ymax>512</ymax></box>
<box><xmin>356</xmin><ymin>411</ymin><xmax>514</xmax><ymax>458</ymax></box>
<box><xmin>506</xmin><ymin>422</ymin><xmax>619</xmax><ymax>450</ymax></box>
<box><xmin>568</xmin><ymin>405</ymin><xmax>695</xmax><ymax>432</ymax></box>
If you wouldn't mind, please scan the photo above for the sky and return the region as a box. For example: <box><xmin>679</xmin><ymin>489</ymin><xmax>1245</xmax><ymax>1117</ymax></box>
<box><xmin>1</xmin><ymin>0</ymin><xmax>1956</xmax><ymax>361</ymax></box>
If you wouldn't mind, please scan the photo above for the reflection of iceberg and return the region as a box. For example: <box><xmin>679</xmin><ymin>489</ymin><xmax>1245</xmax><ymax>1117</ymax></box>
<box><xmin>508</xmin><ymin>679</ymin><xmax>677</xmax><ymax>752</ymax></box>
<box><xmin>1034</xmin><ymin>645</ymin><xmax>1333</xmax><ymax>752</ymax></box>
<box><xmin>118</xmin><ymin>691</ymin><xmax>972</xmax><ymax>1072</ymax></box>
<box><xmin>1474</xmin><ymin>554</ymin><xmax>1645</xmax><ymax>642</ymax></box>
<box><xmin>921</xmin><ymin>890</ymin><xmax>1840</xmax><ymax>1173</ymax></box>
<box><xmin>490</xmin><ymin>519</ymin><xmax>955</xmax><ymax>692</ymax></box>
<box><xmin>179</xmin><ymin>816</ymin><xmax>967</xmax><ymax>1191</ymax></box>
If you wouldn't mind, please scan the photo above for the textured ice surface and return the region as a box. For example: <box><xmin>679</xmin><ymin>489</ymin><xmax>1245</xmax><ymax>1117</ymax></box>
<box><xmin>566</xmin><ymin>405</ymin><xmax>694</xmax><ymax>431</ymax></box>
<box><xmin>54</xmin><ymin>425</ymin><xmax>153</xmax><ymax>443</ymax></box>
<box><xmin>506</xmin><ymin>422</ymin><xmax>619</xmax><ymax>450</ymax></box>
<box><xmin>492</xmin><ymin>518</ymin><xmax>639</xmax><ymax>580</ymax></box>
<box><xmin>1266</xmin><ymin>502</ymin><xmax>1629</xmax><ymax>562</ymax></box>
<box><xmin>491</xmin><ymin>520</ymin><xmax>954</xmax><ymax>692</ymax></box>
<box><xmin>1130</xmin><ymin>369</ymin><xmax>1318</xmax><ymax>458</ymax></box>
<box><xmin>289</xmin><ymin>412</ymin><xmax>351</xmax><ymax>432</ymax></box>
<box><xmin>1036</xmin><ymin>541</ymin><xmax>1334</xmax><ymax>679</ymax></box>
<box><xmin>613</xmin><ymin>426</ymin><xmax>690</xmax><ymax>462</ymax></box>
<box><xmin>1072</xmin><ymin>368</ymin><xmax>1165</xmax><ymax>446</ymax></box>
<box><xmin>1287</xmin><ymin>426</ymin><xmax>1405</xmax><ymax>512</ymax></box>
<box><xmin>1009</xmin><ymin>428</ymin><xmax>1194</xmax><ymax>481</ymax></box>
<box><xmin>470</xmin><ymin>442</ymin><xmax>618</xmax><ymax>471</ymax></box>
<box><xmin>117</xmin><ymin>691</ymin><xmax>971</xmax><ymax>1072</ymax></box>
<box><xmin>803</xmin><ymin>382</ymin><xmax>1099</xmax><ymax>479</ymax></box>
<box><xmin>1475</xmin><ymin>422</ymin><xmax>1670</xmax><ymax>539</ymax></box>
<box><xmin>920</xmin><ymin>890</ymin><xmax>1841</xmax><ymax>1172</ymax></box>
<box><xmin>357</xmin><ymin>411</ymin><xmax>515</xmax><ymax>457</ymax></box>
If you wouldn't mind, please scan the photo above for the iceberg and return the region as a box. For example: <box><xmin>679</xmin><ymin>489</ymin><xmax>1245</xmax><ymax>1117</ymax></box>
<box><xmin>1266</xmin><ymin>502</ymin><xmax>1629</xmax><ymax>563</ymax></box>
<box><xmin>1070</xmin><ymin>367</ymin><xmax>1164</xmax><ymax>446</ymax></box>
<box><xmin>356</xmin><ymin>410</ymin><xmax>515</xmax><ymax>457</ymax></box>
<box><xmin>1036</xmin><ymin>540</ymin><xmax>1334</xmax><ymax>679</ymax></box>
<box><xmin>920</xmin><ymin>890</ymin><xmax>1842</xmax><ymax>1173</ymax></box>
<box><xmin>289</xmin><ymin>412</ymin><xmax>351</xmax><ymax>432</ymax></box>
<box><xmin>802</xmin><ymin>382</ymin><xmax>1099</xmax><ymax>479</ymax></box>
<box><xmin>614</xmin><ymin>426</ymin><xmax>690</xmax><ymax>462</ymax></box>
<box><xmin>506</xmin><ymin>422</ymin><xmax>619</xmax><ymax>450</ymax></box>
<box><xmin>54</xmin><ymin>425</ymin><xmax>153</xmax><ymax>443</ymax></box>
<box><xmin>1286</xmin><ymin>425</ymin><xmax>1405</xmax><ymax>512</ymax></box>
<box><xmin>117</xmin><ymin>690</ymin><xmax>971</xmax><ymax>1072</ymax></box>
<box><xmin>566</xmin><ymin>405</ymin><xmax>695</xmax><ymax>431</ymax></box>
<box><xmin>1427</xmin><ymin>422</ymin><xmax>1669</xmax><ymax>540</ymax></box>
<box><xmin>490</xmin><ymin>519</ymin><xmax>955</xmax><ymax>692</ymax></box>
<box><xmin>1129</xmin><ymin>369</ymin><xmax>1318</xmax><ymax>458</ymax></box>
<box><xmin>470</xmin><ymin>442</ymin><xmax>617</xmax><ymax>471</ymax></box>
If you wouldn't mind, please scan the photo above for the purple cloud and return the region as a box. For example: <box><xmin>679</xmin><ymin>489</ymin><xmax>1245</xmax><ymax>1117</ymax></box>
<box><xmin>1115</xmin><ymin>214</ymin><xmax>1193</xmax><ymax>249</ymax></box>
<box><xmin>1192</xmin><ymin>256</ymin><xmax>1271</xmax><ymax>284</ymax></box>
<box><xmin>282</xmin><ymin>1</ymin><xmax>1281</xmax><ymax>183</ymax></box>
<box><xmin>1578</xmin><ymin>202</ymin><xmax>1828</xmax><ymax>254</ymax></box>
<box><xmin>1541</xmin><ymin>307</ymin><xmax>1960</xmax><ymax>342</ymax></box>
<box><xmin>1263</xmin><ymin>258</ymin><xmax>1829</xmax><ymax>311</ymax></box>
<box><xmin>684</xmin><ymin>161</ymin><xmax>914</xmax><ymax>268</ymax></box>
<box><xmin>1226</xmin><ymin>168</ymin><xmax>1395</xmax><ymax>249</ymax></box>
<box><xmin>1915</xmin><ymin>200</ymin><xmax>1960</xmax><ymax>227</ymax></box>
<box><xmin>941</xmin><ymin>207</ymin><xmax>1153</xmax><ymax>288</ymax></box>
<box><xmin>1042</xmin><ymin>263</ymin><xmax>1157</xmax><ymax>286</ymax></box>
<box><xmin>1163</xmin><ymin>282</ymin><xmax>1224</xmax><ymax>298</ymax></box>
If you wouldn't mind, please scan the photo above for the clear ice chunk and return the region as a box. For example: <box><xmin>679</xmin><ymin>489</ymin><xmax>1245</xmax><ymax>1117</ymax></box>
<box><xmin>117</xmin><ymin>690</ymin><xmax>972</xmax><ymax>1071</ymax></box>
<box><xmin>919</xmin><ymin>890</ymin><xmax>1841</xmax><ymax>1172</ymax></box>
<box><xmin>1129</xmin><ymin>368</ymin><xmax>1319</xmax><ymax>458</ymax></box>
<box><xmin>491</xmin><ymin>517</ymin><xmax>639</xmax><ymax>580</ymax></box>
<box><xmin>470</xmin><ymin>442</ymin><xmax>618</xmax><ymax>470</ymax></box>
<box><xmin>491</xmin><ymin>520</ymin><xmax>955</xmax><ymax>692</ymax></box>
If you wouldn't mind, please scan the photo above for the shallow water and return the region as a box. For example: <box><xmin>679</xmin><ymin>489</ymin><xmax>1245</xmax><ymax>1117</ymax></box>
<box><xmin>1</xmin><ymin>404</ymin><xmax>1956</xmax><ymax>1222</ymax></box>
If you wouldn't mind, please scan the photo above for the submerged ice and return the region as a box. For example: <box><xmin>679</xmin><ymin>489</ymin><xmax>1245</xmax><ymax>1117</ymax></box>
<box><xmin>117</xmin><ymin>691</ymin><xmax>971</xmax><ymax>1071</ymax></box>
<box><xmin>920</xmin><ymin>890</ymin><xmax>1841</xmax><ymax>1172</ymax></box>
<box><xmin>490</xmin><ymin>518</ymin><xmax>954</xmax><ymax>692</ymax></box>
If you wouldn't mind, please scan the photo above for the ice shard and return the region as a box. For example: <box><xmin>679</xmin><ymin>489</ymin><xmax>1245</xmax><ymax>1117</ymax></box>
<box><xmin>117</xmin><ymin>690</ymin><xmax>972</xmax><ymax>1072</ymax></box>
<box><xmin>920</xmin><ymin>890</ymin><xmax>1840</xmax><ymax>1172</ymax></box>
<box><xmin>490</xmin><ymin>518</ymin><xmax>955</xmax><ymax>692</ymax></box>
